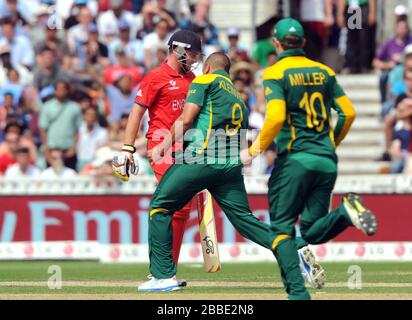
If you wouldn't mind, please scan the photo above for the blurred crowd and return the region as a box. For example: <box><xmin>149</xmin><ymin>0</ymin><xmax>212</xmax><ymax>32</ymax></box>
<box><xmin>1</xmin><ymin>0</ymin><xmax>409</xmax><ymax>179</ymax></box>
<box><xmin>0</xmin><ymin>0</ymin><xmax>280</xmax><ymax>179</ymax></box>
<box><xmin>375</xmin><ymin>4</ymin><xmax>412</xmax><ymax>174</ymax></box>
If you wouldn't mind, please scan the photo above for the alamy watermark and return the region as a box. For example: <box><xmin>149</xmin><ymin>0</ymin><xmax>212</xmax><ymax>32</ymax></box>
<box><xmin>47</xmin><ymin>265</ymin><xmax>62</xmax><ymax>290</ymax></box>
<box><xmin>150</xmin><ymin>128</ymin><xmax>254</xmax><ymax>166</ymax></box>
<box><xmin>347</xmin><ymin>265</ymin><xmax>362</xmax><ymax>290</ymax></box>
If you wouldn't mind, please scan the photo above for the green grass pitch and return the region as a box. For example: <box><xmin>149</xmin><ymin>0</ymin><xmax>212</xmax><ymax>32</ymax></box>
<box><xmin>0</xmin><ymin>261</ymin><xmax>411</xmax><ymax>299</ymax></box>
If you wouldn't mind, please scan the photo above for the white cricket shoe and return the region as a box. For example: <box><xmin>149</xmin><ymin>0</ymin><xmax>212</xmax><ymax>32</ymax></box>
<box><xmin>146</xmin><ymin>274</ymin><xmax>187</xmax><ymax>287</ymax></box>
<box><xmin>298</xmin><ymin>246</ymin><xmax>326</xmax><ymax>289</ymax></box>
<box><xmin>138</xmin><ymin>275</ymin><xmax>180</xmax><ymax>292</ymax></box>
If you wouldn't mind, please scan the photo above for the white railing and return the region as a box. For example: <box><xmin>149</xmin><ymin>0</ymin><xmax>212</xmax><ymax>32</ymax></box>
<box><xmin>0</xmin><ymin>175</ymin><xmax>412</xmax><ymax>195</ymax></box>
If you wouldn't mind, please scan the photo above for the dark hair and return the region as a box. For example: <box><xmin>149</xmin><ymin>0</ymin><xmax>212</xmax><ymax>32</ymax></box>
<box><xmin>54</xmin><ymin>79</ymin><xmax>70</xmax><ymax>91</ymax></box>
<box><xmin>16</xmin><ymin>146</ymin><xmax>30</xmax><ymax>155</ymax></box>
<box><xmin>40</xmin><ymin>46</ymin><xmax>54</xmax><ymax>54</ymax></box>
<box><xmin>0</xmin><ymin>16</ymin><xmax>14</xmax><ymax>26</ymax></box>
<box><xmin>204</xmin><ymin>52</ymin><xmax>231</xmax><ymax>73</ymax></box>
<box><xmin>280</xmin><ymin>35</ymin><xmax>304</xmax><ymax>50</ymax></box>
<box><xmin>4</xmin><ymin>119</ymin><xmax>23</xmax><ymax>134</ymax></box>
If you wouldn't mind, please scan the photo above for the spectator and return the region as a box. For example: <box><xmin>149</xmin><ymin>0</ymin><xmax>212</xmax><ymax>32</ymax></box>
<box><xmin>155</xmin><ymin>0</ymin><xmax>177</xmax><ymax>30</ymax></box>
<box><xmin>0</xmin><ymin>131</ymin><xmax>18</xmax><ymax>174</ymax></box>
<box><xmin>143</xmin><ymin>18</ymin><xmax>171</xmax><ymax>70</ymax></box>
<box><xmin>0</xmin><ymin>91</ymin><xmax>29</xmax><ymax>132</ymax></box>
<box><xmin>67</xmin><ymin>6</ymin><xmax>94</xmax><ymax>54</ymax></box>
<box><xmin>104</xmin><ymin>47</ymin><xmax>143</xmax><ymax>87</ymax></box>
<box><xmin>39</xmin><ymin>80</ymin><xmax>82</xmax><ymax>170</ymax></box>
<box><xmin>33</xmin><ymin>22</ymin><xmax>70</xmax><ymax>63</ymax></box>
<box><xmin>0</xmin><ymin>44</ymin><xmax>32</xmax><ymax>86</ymax></box>
<box><xmin>338</xmin><ymin>0</ymin><xmax>377</xmax><ymax>74</ymax></box>
<box><xmin>33</xmin><ymin>46</ymin><xmax>68</xmax><ymax>93</ymax></box>
<box><xmin>4</xmin><ymin>146</ymin><xmax>40</xmax><ymax>178</ymax></box>
<box><xmin>77</xmin><ymin>106</ymin><xmax>109</xmax><ymax>171</ymax></box>
<box><xmin>251</xmin><ymin>36</ymin><xmax>276</xmax><ymax>69</ymax></box>
<box><xmin>389</xmin><ymin>72</ymin><xmax>412</xmax><ymax>173</ymax></box>
<box><xmin>0</xmin><ymin>16</ymin><xmax>34</xmax><ymax>68</ymax></box>
<box><xmin>64</xmin><ymin>0</ymin><xmax>98</xmax><ymax>30</ymax></box>
<box><xmin>80</xmin><ymin>145</ymin><xmax>118</xmax><ymax>177</ymax></box>
<box><xmin>41</xmin><ymin>148</ymin><xmax>77</xmax><ymax>178</ymax></box>
<box><xmin>300</xmin><ymin>0</ymin><xmax>334</xmax><ymax>62</ymax></box>
<box><xmin>106</xmin><ymin>73</ymin><xmax>138</xmax><ymax>129</ymax></box>
<box><xmin>2</xmin><ymin>0</ymin><xmax>28</xmax><ymax>28</ymax></box>
<box><xmin>136</xmin><ymin>2</ymin><xmax>157</xmax><ymax>40</ymax></box>
<box><xmin>98</xmin><ymin>0</ymin><xmax>133</xmax><ymax>13</ymax></box>
<box><xmin>108</xmin><ymin>19</ymin><xmax>145</xmax><ymax>67</ymax></box>
<box><xmin>72</xmin><ymin>22</ymin><xmax>110</xmax><ymax>75</ymax></box>
<box><xmin>225</xmin><ymin>27</ymin><xmax>250</xmax><ymax>63</ymax></box>
<box><xmin>0</xmin><ymin>68</ymin><xmax>25</xmax><ymax>107</ymax></box>
<box><xmin>394</xmin><ymin>4</ymin><xmax>409</xmax><ymax>23</ymax></box>
<box><xmin>384</xmin><ymin>45</ymin><xmax>412</xmax><ymax>118</ymax></box>
<box><xmin>97</xmin><ymin>0</ymin><xmax>137</xmax><ymax>44</ymax></box>
<box><xmin>0</xmin><ymin>120</ymin><xmax>37</xmax><ymax>162</ymax></box>
<box><xmin>189</xmin><ymin>0</ymin><xmax>219</xmax><ymax>46</ymax></box>
<box><xmin>373</xmin><ymin>19</ymin><xmax>412</xmax><ymax>105</ymax></box>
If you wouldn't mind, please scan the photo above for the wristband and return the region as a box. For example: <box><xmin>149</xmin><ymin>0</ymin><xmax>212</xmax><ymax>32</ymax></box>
<box><xmin>122</xmin><ymin>144</ymin><xmax>136</xmax><ymax>154</ymax></box>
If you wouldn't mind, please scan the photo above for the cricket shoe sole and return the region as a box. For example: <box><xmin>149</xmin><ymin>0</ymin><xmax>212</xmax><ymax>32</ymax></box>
<box><xmin>298</xmin><ymin>246</ymin><xmax>326</xmax><ymax>289</ymax></box>
<box><xmin>343</xmin><ymin>193</ymin><xmax>378</xmax><ymax>236</ymax></box>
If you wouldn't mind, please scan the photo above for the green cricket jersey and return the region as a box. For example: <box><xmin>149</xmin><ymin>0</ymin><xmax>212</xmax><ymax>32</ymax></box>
<box><xmin>263</xmin><ymin>48</ymin><xmax>351</xmax><ymax>161</ymax></box>
<box><xmin>183</xmin><ymin>70</ymin><xmax>249</xmax><ymax>167</ymax></box>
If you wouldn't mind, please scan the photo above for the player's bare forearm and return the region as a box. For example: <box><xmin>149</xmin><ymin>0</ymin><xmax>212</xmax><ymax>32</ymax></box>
<box><xmin>124</xmin><ymin>104</ymin><xmax>146</xmax><ymax>146</ymax></box>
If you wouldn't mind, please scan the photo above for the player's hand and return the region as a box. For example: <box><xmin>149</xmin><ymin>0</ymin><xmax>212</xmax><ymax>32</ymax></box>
<box><xmin>240</xmin><ymin>148</ymin><xmax>253</xmax><ymax>166</ymax></box>
<box><xmin>112</xmin><ymin>145</ymin><xmax>139</xmax><ymax>182</ymax></box>
<box><xmin>147</xmin><ymin>145</ymin><xmax>165</xmax><ymax>165</ymax></box>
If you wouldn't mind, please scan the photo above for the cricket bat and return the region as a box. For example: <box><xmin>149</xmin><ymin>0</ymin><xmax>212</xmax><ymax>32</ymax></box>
<box><xmin>197</xmin><ymin>190</ymin><xmax>221</xmax><ymax>273</ymax></box>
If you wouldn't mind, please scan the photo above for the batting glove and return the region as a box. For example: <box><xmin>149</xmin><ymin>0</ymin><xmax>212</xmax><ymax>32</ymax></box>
<box><xmin>112</xmin><ymin>145</ymin><xmax>140</xmax><ymax>182</ymax></box>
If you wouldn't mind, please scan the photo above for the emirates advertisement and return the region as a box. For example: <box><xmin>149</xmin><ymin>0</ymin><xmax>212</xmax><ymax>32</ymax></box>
<box><xmin>0</xmin><ymin>194</ymin><xmax>410</xmax><ymax>244</ymax></box>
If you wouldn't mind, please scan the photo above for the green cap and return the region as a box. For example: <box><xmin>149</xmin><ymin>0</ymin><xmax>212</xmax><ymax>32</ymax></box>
<box><xmin>273</xmin><ymin>18</ymin><xmax>305</xmax><ymax>43</ymax></box>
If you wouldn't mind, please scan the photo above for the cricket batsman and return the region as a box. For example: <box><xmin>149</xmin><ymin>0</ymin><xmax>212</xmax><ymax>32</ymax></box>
<box><xmin>241</xmin><ymin>18</ymin><xmax>378</xmax><ymax>300</ymax></box>
<box><xmin>138</xmin><ymin>52</ymin><xmax>280</xmax><ymax>292</ymax></box>
<box><xmin>111</xmin><ymin>30</ymin><xmax>203</xmax><ymax>286</ymax></box>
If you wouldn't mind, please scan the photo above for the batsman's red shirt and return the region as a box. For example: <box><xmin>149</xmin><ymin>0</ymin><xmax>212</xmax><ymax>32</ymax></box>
<box><xmin>134</xmin><ymin>60</ymin><xmax>195</xmax><ymax>178</ymax></box>
<box><xmin>135</xmin><ymin>60</ymin><xmax>195</xmax><ymax>143</ymax></box>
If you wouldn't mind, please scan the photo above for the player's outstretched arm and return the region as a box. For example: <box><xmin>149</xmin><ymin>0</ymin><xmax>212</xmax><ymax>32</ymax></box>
<box><xmin>241</xmin><ymin>99</ymin><xmax>286</xmax><ymax>164</ymax></box>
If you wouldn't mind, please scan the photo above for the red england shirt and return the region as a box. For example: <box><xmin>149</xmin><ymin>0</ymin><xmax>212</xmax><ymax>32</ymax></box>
<box><xmin>134</xmin><ymin>60</ymin><xmax>195</xmax><ymax>147</ymax></box>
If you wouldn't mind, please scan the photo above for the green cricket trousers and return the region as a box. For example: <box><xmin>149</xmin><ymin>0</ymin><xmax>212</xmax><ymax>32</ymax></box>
<box><xmin>268</xmin><ymin>152</ymin><xmax>353</xmax><ymax>299</ymax></box>
<box><xmin>149</xmin><ymin>164</ymin><xmax>278</xmax><ymax>281</ymax></box>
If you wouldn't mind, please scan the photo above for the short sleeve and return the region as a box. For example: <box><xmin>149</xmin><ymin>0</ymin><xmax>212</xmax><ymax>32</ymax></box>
<box><xmin>185</xmin><ymin>82</ymin><xmax>208</xmax><ymax>108</ymax></box>
<box><xmin>134</xmin><ymin>74</ymin><xmax>159</xmax><ymax>108</ymax></box>
<box><xmin>263</xmin><ymin>79</ymin><xmax>285</xmax><ymax>102</ymax></box>
<box><xmin>375</xmin><ymin>41</ymin><xmax>389</xmax><ymax>61</ymax></box>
